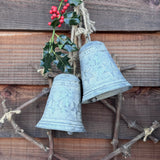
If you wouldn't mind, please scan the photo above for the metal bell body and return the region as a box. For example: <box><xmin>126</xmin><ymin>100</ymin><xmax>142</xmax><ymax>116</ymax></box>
<box><xmin>36</xmin><ymin>73</ymin><xmax>85</xmax><ymax>135</ymax></box>
<box><xmin>79</xmin><ymin>41</ymin><xmax>132</xmax><ymax>104</ymax></box>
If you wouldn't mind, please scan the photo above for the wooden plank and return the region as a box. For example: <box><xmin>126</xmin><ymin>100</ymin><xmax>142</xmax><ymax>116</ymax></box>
<box><xmin>0</xmin><ymin>32</ymin><xmax>160</xmax><ymax>86</ymax></box>
<box><xmin>0</xmin><ymin>85</ymin><xmax>48</xmax><ymax>137</ymax></box>
<box><xmin>54</xmin><ymin>138</ymin><xmax>160</xmax><ymax>160</ymax></box>
<box><xmin>0</xmin><ymin>85</ymin><xmax>160</xmax><ymax>140</ymax></box>
<box><xmin>0</xmin><ymin>0</ymin><xmax>160</xmax><ymax>31</ymax></box>
<box><xmin>0</xmin><ymin>138</ymin><xmax>160</xmax><ymax>160</ymax></box>
<box><xmin>0</xmin><ymin>138</ymin><xmax>48</xmax><ymax>160</ymax></box>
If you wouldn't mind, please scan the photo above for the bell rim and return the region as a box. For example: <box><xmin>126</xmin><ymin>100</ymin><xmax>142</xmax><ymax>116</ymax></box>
<box><xmin>82</xmin><ymin>82</ymin><xmax>132</xmax><ymax>104</ymax></box>
<box><xmin>36</xmin><ymin>121</ymin><xmax>86</xmax><ymax>133</ymax></box>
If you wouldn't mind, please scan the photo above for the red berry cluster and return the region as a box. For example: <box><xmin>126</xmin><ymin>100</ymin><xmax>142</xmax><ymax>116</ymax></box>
<box><xmin>48</xmin><ymin>0</ymin><xmax>70</xmax><ymax>28</ymax></box>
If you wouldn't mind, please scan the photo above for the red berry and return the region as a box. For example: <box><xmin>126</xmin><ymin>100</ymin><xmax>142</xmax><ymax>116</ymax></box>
<box><xmin>63</xmin><ymin>6</ymin><xmax>67</xmax><ymax>10</ymax></box>
<box><xmin>49</xmin><ymin>10</ymin><xmax>53</xmax><ymax>14</ymax></box>
<box><xmin>48</xmin><ymin>22</ymin><xmax>52</xmax><ymax>26</ymax></box>
<box><xmin>66</xmin><ymin>3</ymin><xmax>70</xmax><ymax>7</ymax></box>
<box><xmin>52</xmin><ymin>6</ymin><xmax>57</xmax><ymax>12</ymax></box>
<box><xmin>52</xmin><ymin>8</ymin><xmax>57</xmax><ymax>13</ymax></box>
<box><xmin>59</xmin><ymin>19</ymin><xmax>64</xmax><ymax>24</ymax></box>
<box><xmin>58</xmin><ymin>24</ymin><xmax>62</xmax><ymax>28</ymax></box>
<box><xmin>64</xmin><ymin>0</ymin><xmax>68</xmax><ymax>2</ymax></box>
<box><xmin>52</xmin><ymin>13</ymin><xmax>57</xmax><ymax>18</ymax></box>
<box><xmin>51</xmin><ymin>16</ymin><xmax>54</xmax><ymax>19</ymax></box>
<box><xmin>57</xmin><ymin>14</ymin><xmax>60</xmax><ymax>18</ymax></box>
<box><xmin>51</xmin><ymin>6</ymin><xmax>57</xmax><ymax>10</ymax></box>
<box><xmin>56</xmin><ymin>11</ymin><xmax>60</xmax><ymax>15</ymax></box>
<box><xmin>59</xmin><ymin>0</ymin><xmax>61</xmax><ymax>1</ymax></box>
<box><xmin>61</xmin><ymin>9</ymin><xmax>65</xmax><ymax>14</ymax></box>
<box><xmin>60</xmin><ymin>16</ymin><xmax>64</xmax><ymax>20</ymax></box>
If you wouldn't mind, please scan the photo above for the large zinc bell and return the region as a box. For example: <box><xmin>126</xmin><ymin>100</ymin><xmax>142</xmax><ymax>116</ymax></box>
<box><xmin>79</xmin><ymin>41</ymin><xmax>132</xmax><ymax>104</ymax></box>
<box><xmin>36</xmin><ymin>74</ymin><xmax>85</xmax><ymax>135</ymax></box>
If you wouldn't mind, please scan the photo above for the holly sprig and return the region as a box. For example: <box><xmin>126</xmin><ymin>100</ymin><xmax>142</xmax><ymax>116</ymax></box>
<box><xmin>41</xmin><ymin>0</ymin><xmax>82</xmax><ymax>74</ymax></box>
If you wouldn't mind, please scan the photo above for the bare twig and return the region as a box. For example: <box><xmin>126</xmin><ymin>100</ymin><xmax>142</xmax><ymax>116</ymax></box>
<box><xmin>111</xmin><ymin>93</ymin><xmax>122</xmax><ymax>160</ymax></box>
<box><xmin>11</xmin><ymin>119</ymin><xmax>49</xmax><ymax>152</ymax></box>
<box><xmin>110</xmin><ymin>62</ymin><xmax>136</xmax><ymax>160</ymax></box>
<box><xmin>47</xmin><ymin>130</ymin><xmax>54</xmax><ymax>160</ymax></box>
<box><xmin>101</xmin><ymin>100</ymin><xmax>159</xmax><ymax>143</ymax></box>
<box><xmin>47</xmin><ymin>78</ymin><xmax>55</xmax><ymax>160</ymax></box>
<box><xmin>0</xmin><ymin>95</ymin><xmax>49</xmax><ymax>152</ymax></box>
<box><xmin>54</xmin><ymin>154</ymin><xmax>69</xmax><ymax>160</ymax></box>
<box><xmin>16</xmin><ymin>88</ymin><xmax>50</xmax><ymax>111</ymax></box>
<box><xmin>101</xmin><ymin>121</ymin><xmax>160</xmax><ymax>160</ymax></box>
<box><xmin>120</xmin><ymin>64</ymin><xmax>136</xmax><ymax>72</ymax></box>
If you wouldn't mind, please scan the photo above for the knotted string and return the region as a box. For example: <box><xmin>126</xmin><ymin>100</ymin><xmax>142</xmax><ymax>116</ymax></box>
<box><xmin>0</xmin><ymin>110</ymin><xmax>21</xmax><ymax>123</ymax></box>
<box><xmin>143</xmin><ymin>127</ymin><xmax>154</xmax><ymax>142</ymax></box>
<box><xmin>68</xmin><ymin>0</ymin><xmax>96</xmax><ymax>75</ymax></box>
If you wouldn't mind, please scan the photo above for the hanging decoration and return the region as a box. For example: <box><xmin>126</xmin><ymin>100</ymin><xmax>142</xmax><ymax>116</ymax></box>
<box><xmin>39</xmin><ymin>0</ymin><xmax>82</xmax><ymax>75</ymax></box>
<box><xmin>36</xmin><ymin>74</ymin><xmax>85</xmax><ymax>135</ymax></box>
<box><xmin>0</xmin><ymin>1</ymin><xmax>160</xmax><ymax>160</ymax></box>
<box><xmin>79</xmin><ymin>41</ymin><xmax>132</xmax><ymax>104</ymax></box>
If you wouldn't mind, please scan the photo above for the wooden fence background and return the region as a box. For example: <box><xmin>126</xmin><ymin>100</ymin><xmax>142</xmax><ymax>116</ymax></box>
<box><xmin>0</xmin><ymin>0</ymin><xmax>160</xmax><ymax>159</ymax></box>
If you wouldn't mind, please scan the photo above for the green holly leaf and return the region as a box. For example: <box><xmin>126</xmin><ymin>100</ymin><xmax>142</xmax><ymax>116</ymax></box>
<box><xmin>41</xmin><ymin>53</ymin><xmax>55</xmax><ymax>74</ymax></box>
<box><xmin>43</xmin><ymin>42</ymin><xmax>52</xmax><ymax>57</ymax></box>
<box><xmin>56</xmin><ymin>35</ymin><xmax>70</xmax><ymax>46</ymax></box>
<box><xmin>43</xmin><ymin>42</ymin><xmax>57</xmax><ymax>56</ymax></box>
<box><xmin>68</xmin><ymin>0</ymin><xmax>82</xmax><ymax>6</ymax></box>
<box><xmin>56</xmin><ymin>35</ymin><xmax>78</xmax><ymax>52</ymax></box>
<box><xmin>51</xmin><ymin>18</ymin><xmax>60</xmax><ymax>28</ymax></box>
<box><xmin>53</xmin><ymin>52</ymin><xmax>73</xmax><ymax>73</ymax></box>
<box><xmin>64</xmin><ymin>12</ymin><xmax>80</xmax><ymax>25</ymax></box>
<box><xmin>63</xmin><ymin>43</ymin><xmax>78</xmax><ymax>52</ymax></box>
<box><xmin>41</xmin><ymin>42</ymin><xmax>58</xmax><ymax>74</ymax></box>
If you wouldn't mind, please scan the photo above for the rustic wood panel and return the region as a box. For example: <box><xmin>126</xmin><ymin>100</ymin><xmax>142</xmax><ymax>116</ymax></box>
<box><xmin>0</xmin><ymin>85</ymin><xmax>160</xmax><ymax>140</ymax></box>
<box><xmin>0</xmin><ymin>32</ymin><xmax>160</xmax><ymax>86</ymax></box>
<box><xmin>54</xmin><ymin>138</ymin><xmax>160</xmax><ymax>160</ymax></box>
<box><xmin>0</xmin><ymin>138</ymin><xmax>48</xmax><ymax>160</ymax></box>
<box><xmin>0</xmin><ymin>85</ymin><xmax>48</xmax><ymax>137</ymax></box>
<box><xmin>0</xmin><ymin>0</ymin><xmax>160</xmax><ymax>31</ymax></box>
<box><xmin>0</xmin><ymin>138</ymin><xmax>160</xmax><ymax>160</ymax></box>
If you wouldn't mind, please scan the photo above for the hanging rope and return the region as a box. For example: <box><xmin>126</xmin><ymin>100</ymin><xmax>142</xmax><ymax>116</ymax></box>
<box><xmin>68</xmin><ymin>0</ymin><xmax>96</xmax><ymax>75</ymax></box>
<box><xmin>76</xmin><ymin>1</ymin><xmax>96</xmax><ymax>40</ymax></box>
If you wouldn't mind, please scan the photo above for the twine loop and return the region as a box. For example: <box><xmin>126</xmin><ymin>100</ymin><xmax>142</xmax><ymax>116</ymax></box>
<box><xmin>143</xmin><ymin>127</ymin><xmax>154</xmax><ymax>142</ymax></box>
<box><xmin>0</xmin><ymin>110</ymin><xmax>21</xmax><ymax>123</ymax></box>
<box><xmin>69</xmin><ymin>1</ymin><xmax>96</xmax><ymax>74</ymax></box>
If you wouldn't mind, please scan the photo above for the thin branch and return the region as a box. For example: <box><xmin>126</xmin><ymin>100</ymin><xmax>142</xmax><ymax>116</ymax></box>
<box><xmin>111</xmin><ymin>94</ymin><xmax>122</xmax><ymax>160</ymax></box>
<box><xmin>47</xmin><ymin>121</ymin><xmax>69</xmax><ymax>160</ymax></box>
<box><xmin>100</xmin><ymin>100</ymin><xmax>159</xmax><ymax>143</ymax></box>
<box><xmin>101</xmin><ymin>121</ymin><xmax>160</xmax><ymax>160</ymax></box>
<box><xmin>16</xmin><ymin>88</ymin><xmax>50</xmax><ymax>111</ymax></box>
<box><xmin>47</xmin><ymin>78</ymin><xmax>55</xmax><ymax>160</ymax></box>
<box><xmin>0</xmin><ymin>95</ymin><xmax>49</xmax><ymax>152</ymax></box>
<box><xmin>48</xmin><ymin>130</ymin><xmax>54</xmax><ymax>160</ymax></box>
<box><xmin>11</xmin><ymin>119</ymin><xmax>49</xmax><ymax>152</ymax></box>
<box><xmin>54</xmin><ymin>154</ymin><xmax>69</xmax><ymax>160</ymax></box>
<box><xmin>120</xmin><ymin>64</ymin><xmax>136</xmax><ymax>72</ymax></box>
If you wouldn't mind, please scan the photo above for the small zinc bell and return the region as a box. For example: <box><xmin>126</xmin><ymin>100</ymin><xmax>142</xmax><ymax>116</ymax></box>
<box><xmin>36</xmin><ymin>74</ymin><xmax>86</xmax><ymax>135</ymax></box>
<box><xmin>79</xmin><ymin>41</ymin><xmax>132</xmax><ymax>104</ymax></box>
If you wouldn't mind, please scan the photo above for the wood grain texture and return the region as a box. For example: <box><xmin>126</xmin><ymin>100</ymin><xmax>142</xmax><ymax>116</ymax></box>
<box><xmin>54</xmin><ymin>138</ymin><xmax>160</xmax><ymax>160</ymax></box>
<box><xmin>0</xmin><ymin>0</ymin><xmax>160</xmax><ymax>31</ymax></box>
<box><xmin>0</xmin><ymin>138</ymin><xmax>160</xmax><ymax>160</ymax></box>
<box><xmin>0</xmin><ymin>85</ymin><xmax>160</xmax><ymax>140</ymax></box>
<box><xmin>0</xmin><ymin>32</ymin><xmax>160</xmax><ymax>86</ymax></box>
<box><xmin>0</xmin><ymin>138</ymin><xmax>48</xmax><ymax>160</ymax></box>
<box><xmin>0</xmin><ymin>85</ymin><xmax>48</xmax><ymax>137</ymax></box>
